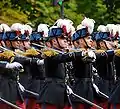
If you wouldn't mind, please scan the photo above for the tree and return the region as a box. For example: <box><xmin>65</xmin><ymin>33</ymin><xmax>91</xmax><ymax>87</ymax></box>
<box><xmin>0</xmin><ymin>0</ymin><xmax>29</xmax><ymax>25</ymax></box>
<box><xmin>0</xmin><ymin>0</ymin><xmax>119</xmax><ymax>28</ymax></box>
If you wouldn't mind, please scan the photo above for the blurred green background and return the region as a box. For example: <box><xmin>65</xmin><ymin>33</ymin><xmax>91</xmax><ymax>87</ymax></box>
<box><xmin>0</xmin><ymin>0</ymin><xmax>120</xmax><ymax>28</ymax></box>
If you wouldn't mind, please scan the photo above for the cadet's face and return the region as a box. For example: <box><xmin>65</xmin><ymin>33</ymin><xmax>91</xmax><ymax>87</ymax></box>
<box><xmin>114</xmin><ymin>40</ymin><xmax>118</xmax><ymax>48</ymax></box>
<box><xmin>73</xmin><ymin>41</ymin><xmax>79</xmax><ymax>48</ymax></box>
<box><xmin>78</xmin><ymin>38</ymin><xmax>86</xmax><ymax>48</ymax></box>
<box><xmin>58</xmin><ymin>37</ymin><xmax>68</xmax><ymax>49</ymax></box>
<box><xmin>45</xmin><ymin>42</ymin><xmax>52</xmax><ymax>48</ymax></box>
<box><xmin>11</xmin><ymin>41</ymin><xmax>20</xmax><ymax>48</ymax></box>
<box><xmin>19</xmin><ymin>41</ymin><xmax>31</xmax><ymax>50</ymax></box>
<box><xmin>0</xmin><ymin>42</ymin><xmax>2</xmax><ymax>46</ymax></box>
<box><xmin>91</xmin><ymin>41</ymin><xmax>97</xmax><ymax>48</ymax></box>
<box><xmin>99</xmin><ymin>41</ymin><xmax>107</xmax><ymax>49</ymax></box>
<box><xmin>23</xmin><ymin>41</ymin><xmax>31</xmax><ymax>49</ymax></box>
<box><xmin>84</xmin><ymin>36</ymin><xmax>93</xmax><ymax>47</ymax></box>
<box><xmin>0</xmin><ymin>41</ymin><xmax>5</xmax><ymax>47</ymax></box>
<box><xmin>105</xmin><ymin>41</ymin><xmax>115</xmax><ymax>49</ymax></box>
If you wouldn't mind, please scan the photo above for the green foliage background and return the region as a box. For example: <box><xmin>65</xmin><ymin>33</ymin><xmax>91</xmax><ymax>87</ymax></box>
<box><xmin>0</xmin><ymin>0</ymin><xmax>120</xmax><ymax>29</ymax></box>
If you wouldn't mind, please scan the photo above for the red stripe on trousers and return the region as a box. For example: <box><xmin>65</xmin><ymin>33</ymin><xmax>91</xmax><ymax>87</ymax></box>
<box><xmin>90</xmin><ymin>100</ymin><xmax>108</xmax><ymax>109</ymax></box>
<box><xmin>27</xmin><ymin>98</ymin><xmax>41</xmax><ymax>109</ymax></box>
<box><xmin>16</xmin><ymin>100</ymin><xmax>26</xmax><ymax>109</ymax></box>
<box><xmin>110</xmin><ymin>104</ymin><xmax>120</xmax><ymax>109</ymax></box>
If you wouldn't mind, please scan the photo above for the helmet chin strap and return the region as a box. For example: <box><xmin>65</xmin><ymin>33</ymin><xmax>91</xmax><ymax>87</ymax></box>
<box><xmin>9</xmin><ymin>41</ymin><xmax>16</xmax><ymax>51</ymax></box>
<box><xmin>103</xmin><ymin>41</ymin><xmax>109</xmax><ymax>50</ymax></box>
<box><xmin>0</xmin><ymin>41</ymin><xmax>5</xmax><ymax>47</ymax></box>
<box><xmin>22</xmin><ymin>41</ymin><xmax>27</xmax><ymax>51</ymax></box>
<box><xmin>83</xmin><ymin>38</ymin><xmax>91</xmax><ymax>49</ymax></box>
<box><xmin>54</xmin><ymin>37</ymin><xmax>64</xmax><ymax>50</ymax></box>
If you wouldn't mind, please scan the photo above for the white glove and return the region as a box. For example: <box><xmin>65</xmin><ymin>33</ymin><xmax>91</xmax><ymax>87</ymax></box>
<box><xmin>6</xmin><ymin>62</ymin><xmax>23</xmax><ymax>70</ymax></box>
<box><xmin>93</xmin><ymin>83</ymin><xmax>99</xmax><ymax>93</ymax></box>
<box><xmin>66</xmin><ymin>85</ymin><xmax>73</xmax><ymax>95</ymax></box>
<box><xmin>18</xmin><ymin>83</ymin><xmax>25</xmax><ymax>92</ymax></box>
<box><xmin>81</xmin><ymin>51</ymin><xmax>87</xmax><ymax>57</ymax></box>
<box><xmin>37</xmin><ymin>59</ymin><xmax>44</xmax><ymax>65</ymax></box>
<box><xmin>92</xmin><ymin>66</ymin><xmax>97</xmax><ymax>72</ymax></box>
<box><xmin>88</xmin><ymin>50</ymin><xmax>96</xmax><ymax>62</ymax></box>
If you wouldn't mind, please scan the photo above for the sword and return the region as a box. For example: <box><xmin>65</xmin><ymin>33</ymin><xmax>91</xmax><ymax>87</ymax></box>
<box><xmin>98</xmin><ymin>91</ymin><xmax>109</xmax><ymax>99</ymax></box>
<box><xmin>17</xmin><ymin>82</ymin><xmax>39</xmax><ymax>97</ymax></box>
<box><xmin>0</xmin><ymin>97</ymin><xmax>22</xmax><ymax>109</ymax></box>
<box><xmin>25</xmin><ymin>89</ymin><xmax>39</xmax><ymax>97</ymax></box>
<box><xmin>66</xmin><ymin>85</ymin><xmax>103</xmax><ymax>109</ymax></box>
<box><xmin>92</xmin><ymin>66</ymin><xmax>109</xmax><ymax>99</ymax></box>
<box><xmin>31</xmin><ymin>43</ymin><xmax>65</xmax><ymax>54</ymax></box>
<box><xmin>93</xmin><ymin>83</ymin><xmax>109</xmax><ymax>99</ymax></box>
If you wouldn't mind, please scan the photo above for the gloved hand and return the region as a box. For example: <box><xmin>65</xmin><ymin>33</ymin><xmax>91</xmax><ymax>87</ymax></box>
<box><xmin>88</xmin><ymin>50</ymin><xmax>96</xmax><ymax>62</ymax></box>
<box><xmin>66</xmin><ymin>85</ymin><xmax>73</xmax><ymax>95</ymax></box>
<box><xmin>18</xmin><ymin>83</ymin><xmax>25</xmax><ymax>92</ymax></box>
<box><xmin>6</xmin><ymin>62</ymin><xmax>23</xmax><ymax>70</ymax></box>
<box><xmin>81</xmin><ymin>50</ymin><xmax>88</xmax><ymax>57</ymax></box>
<box><xmin>93</xmin><ymin>83</ymin><xmax>99</xmax><ymax>93</ymax></box>
<box><xmin>30</xmin><ymin>58</ymin><xmax>44</xmax><ymax>65</ymax></box>
<box><xmin>36</xmin><ymin>59</ymin><xmax>44</xmax><ymax>65</ymax></box>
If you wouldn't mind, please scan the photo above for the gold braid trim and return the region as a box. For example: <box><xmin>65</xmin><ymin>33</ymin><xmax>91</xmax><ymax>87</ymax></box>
<box><xmin>42</xmin><ymin>49</ymin><xmax>59</xmax><ymax>57</ymax></box>
<box><xmin>95</xmin><ymin>49</ymin><xmax>105</xmax><ymax>54</ymax></box>
<box><xmin>15</xmin><ymin>49</ymin><xmax>25</xmax><ymax>56</ymax></box>
<box><xmin>0</xmin><ymin>50</ymin><xmax>15</xmax><ymax>62</ymax></box>
<box><xmin>24</xmin><ymin>48</ymin><xmax>40</xmax><ymax>57</ymax></box>
<box><xmin>115</xmin><ymin>49</ymin><xmax>120</xmax><ymax>57</ymax></box>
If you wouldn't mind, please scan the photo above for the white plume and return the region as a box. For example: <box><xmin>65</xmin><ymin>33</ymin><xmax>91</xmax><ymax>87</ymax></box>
<box><xmin>70</xmin><ymin>25</ymin><xmax>75</xmax><ymax>36</ymax></box>
<box><xmin>81</xmin><ymin>17</ymin><xmax>95</xmax><ymax>34</ymax></box>
<box><xmin>106</xmin><ymin>24</ymin><xmax>114</xmax><ymax>33</ymax></box>
<box><xmin>37</xmin><ymin>24</ymin><xmax>49</xmax><ymax>37</ymax></box>
<box><xmin>0</xmin><ymin>24</ymin><xmax>11</xmax><ymax>32</ymax></box>
<box><xmin>23</xmin><ymin>24</ymin><xmax>33</xmax><ymax>35</ymax></box>
<box><xmin>11</xmin><ymin>23</ymin><xmax>24</xmax><ymax>34</ymax></box>
<box><xmin>112</xmin><ymin>25</ymin><xmax>118</xmax><ymax>37</ymax></box>
<box><xmin>77</xmin><ymin>24</ymin><xmax>86</xmax><ymax>30</ymax></box>
<box><xmin>106</xmin><ymin>24</ymin><xmax>118</xmax><ymax>36</ymax></box>
<box><xmin>0</xmin><ymin>25</ymin><xmax>2</xmax><ymax>32</ymax></box>
<box><xmin>97</xmin><ymin>25</ymin><xmax>107</xmax><ymax>32</ymax></box>
<box><xmin>57</xmin><ymin>19</ymin><xmax>73</xmax><ymax>34</ymax></box>
<box><xmin>65</xmin><ymin>19</ymin><xmax>74</xmax><ymax>25</ymax></box>
<box><xmin>117</xmin><ymin>25</ymin><xmax>120</xmax><ymax>36</ymax></box>
<box><xmin>53</xmin><ymin>19</ymin><xmax>63</xmax><ymax>26</ymax></box>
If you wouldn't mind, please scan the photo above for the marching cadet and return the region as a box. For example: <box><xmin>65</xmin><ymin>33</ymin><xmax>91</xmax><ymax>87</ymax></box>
<box><xmin>0</xmin><ymin>24</ymin><xmax>24</xmax><ymax>109</ymax></box>
<box><xmin>71</xmin><ymin>17</ymin><xmax>96</xmax><ymax>109</ymax></box>
<box><xmin>38</xmin><ymin>19</ymin><xmax>86</xmax><ymax>109</ymax></box>
<box><xmin>2</xmin><ymin>23</ymin><xmax>45</xmax><ymax>109</ymax></box>
<box><xmin>10</xmin><ymin>23</ymin><xmax>45</xmax><ymax>109</ymax></box>
<box><xmin>91</xmin><ymin>25</ymin><xmax>116</xmax><ymax>109</ymax></box>
<box><xmin>28</xmin><ymin>24</ymin><xmax>49</xmax><ymax>109</ymax></box>
<box><xmin>107</xmin><ymin>24</ymin><xmax>120</xmax><ymax>109</ymax></box>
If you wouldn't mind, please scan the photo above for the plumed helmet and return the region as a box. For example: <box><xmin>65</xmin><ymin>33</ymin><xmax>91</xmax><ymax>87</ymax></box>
<box><xmin>48</xmin><ymin>26</ymin><xmax>63</xmax><ymax>38</ymax></box>
<box><xmin>72</xmin><ymin>24</ymin><xmax>88</xmax><ymax>41</ymax></box>
<box><xmin>55</xmin><ymin>19</ymin><xmax>74</xmax><ymax>37</ymax></box>
<box><xmin>11</xmin><ymin>23</ymin><xmax>24</xmax><ymax>35</ymax></box>
<box><xmin>81</xmin><ymin>17</ymin><xmax>95</xmax><ymax>34</ymax></box>
<box><xmin>0</xmin><ymin>24</ymin><xmax>11</xmax><ymax>32</ymax></box>
<box><xmin>23</xmin><ymin>24</ymin><xmax>33</xmax><ymax>36</ymax></box>
<box><xmin>97</xmin><ymin>25</ymin><xmax>107</xmax><ymax>32</ymax></box>
<box><xmin>37</xmin><ymin>24</ymin><xmax>49</xmax><ymax>38</ymax></box>
<box><xmin>106</xmin><ymin>24</ymin><xmax>119</xmax><ymax>39</ymax></box>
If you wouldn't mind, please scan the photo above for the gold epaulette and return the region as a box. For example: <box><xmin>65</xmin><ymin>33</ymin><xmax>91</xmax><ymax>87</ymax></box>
<box><xmin>42</xmin><ymin>49</ymin><xmax>59</xmax><ymax>57</ymax></box>
<box><xmin>115</xmin><ymin>49</ymin><xmax>120</xmax><ymax>57</ymax></box>
<box><xmin>15</xmin><ymin>49</ymin><xmax>25</xmax><ymax>56</ymax></box>
<box><xmin>24</xmin><ymin>48</ymin><xmax>40</xmax><ymax>57</ymax></box>
<box><xmin>68</xmin><ymin>48</ymin><xmax>83</xmax><ymax>53</ymax></box>
<box><xmin>0</xmin><ymin>50</ymin><xmax>15</xmax><ymax>62</ymax></box>
<box><xmin>95</xmin><ymin>49</ymin><xmax>106</xmax><ymax>54</ymax></box>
